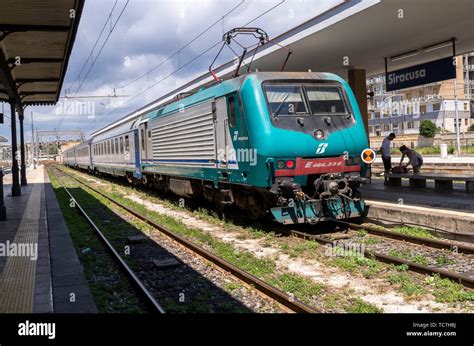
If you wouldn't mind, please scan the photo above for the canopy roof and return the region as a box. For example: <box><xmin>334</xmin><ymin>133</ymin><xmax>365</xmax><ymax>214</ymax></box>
<box><xmin>0</xmin><ymin>0</ymin><xmax>84</xmax><ymax>108</ymax></box>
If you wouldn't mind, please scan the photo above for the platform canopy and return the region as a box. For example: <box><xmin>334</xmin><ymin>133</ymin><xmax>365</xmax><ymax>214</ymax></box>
<box><xmin>0</xmin><ymin>0</ymin><xmax>84</xmax><ymax>109</ymax></box>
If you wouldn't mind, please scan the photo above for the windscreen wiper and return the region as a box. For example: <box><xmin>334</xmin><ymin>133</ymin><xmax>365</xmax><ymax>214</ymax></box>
<box><xmin>272</xmin><ymin>93</ymin><xmax>289</xmax><ymax>121</ymax></box>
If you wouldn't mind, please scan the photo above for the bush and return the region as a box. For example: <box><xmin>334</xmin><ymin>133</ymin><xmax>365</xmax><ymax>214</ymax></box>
<box><xmin>468</xmin><ymin>124</ymin><xmax>474</xmax><ymax>132</ymax></box>
<box><xmin>419</xmin><ymin>120</ymin><xmax>437</xmax><ymax>138</ymax></box>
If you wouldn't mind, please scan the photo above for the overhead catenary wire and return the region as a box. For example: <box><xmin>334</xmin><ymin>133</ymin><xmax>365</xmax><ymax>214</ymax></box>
<box><xmin>119</xmin><ymin>0</ymin><xmax>246</xmax><ymax>89</ymax></box>
<box><xmin>67</xmin><ymin>0</ymin><xmax>119</xmax><ymax>93</ymax></box>
<box><xmin>57</xmin><ymin>0</ymin><xmax>129</xmax><ymax>132</ymax></box>
<box><xmin>88</xmin><ymin>40</ymin><xmax>222</xmax><ymax>131</ymax></box>
<box><xmin>89</xmin><ymin>0</ymin><xmax>286</xmax><ymax>132</ymax></box>
<box><xmin>72</xmin><ymin>0</ymin><xmax>129</xmax><ymax>97</ymax></box>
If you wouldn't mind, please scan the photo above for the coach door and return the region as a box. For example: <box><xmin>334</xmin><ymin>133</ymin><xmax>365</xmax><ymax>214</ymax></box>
<box><xmin>214</xmin><ymin>97</ymin><xmax>229</xmax><ymax>170</ymax></box>
<box><xmin>139</xmin><ymin>122</ymin><xmax>149</xmax><ymax>162</ymax></box>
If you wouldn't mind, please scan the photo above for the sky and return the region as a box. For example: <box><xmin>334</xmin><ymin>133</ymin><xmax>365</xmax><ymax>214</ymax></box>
<box><xmin>0</xmin><ymin>0</ymin><xmax>340</xmax><ymax>143</ymax></box>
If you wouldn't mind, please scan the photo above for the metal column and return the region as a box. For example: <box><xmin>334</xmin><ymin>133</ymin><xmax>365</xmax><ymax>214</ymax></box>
<box><xmin>348</xmin><ymin>68</ymin><xmax>369</xmax><ymax>142</ymax></box>
<box><xmin>10</xmin><ymin>101</ymin><xmax>21</xmax><ymax>196</ymax></box>
<box><xmin>0</xmin><ymin>168</ymin><xmax>6</xmax><ymax>220</ymax></box>
<box><xmin>19</xmin><ymin>108</ymin><xmax>27</xmax><ymax>186</ymax></box>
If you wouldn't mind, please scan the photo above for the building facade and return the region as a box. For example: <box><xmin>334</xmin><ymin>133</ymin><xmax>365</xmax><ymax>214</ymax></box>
<box><xmin>367</xmin><ymin>53</ymin><xmax>474</xmax><ymax>137</ymax></box>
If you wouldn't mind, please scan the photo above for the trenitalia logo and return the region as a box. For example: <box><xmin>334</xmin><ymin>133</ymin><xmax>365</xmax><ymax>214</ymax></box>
<box><xmin>315</xmin><ymin>143</ymin><xmax>328</xmax><ymax>154</ymax></box>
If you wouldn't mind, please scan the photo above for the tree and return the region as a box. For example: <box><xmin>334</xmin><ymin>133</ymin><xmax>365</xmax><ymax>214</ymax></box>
<box><xmin>419</xmin><ymin>120</ymin><xmax>437</xmax><ymax>138</ymax></box>
<box><xmin>468</xmin><ymin>124</ymin><xmax>474</xmax><ymax>132</ymax></box>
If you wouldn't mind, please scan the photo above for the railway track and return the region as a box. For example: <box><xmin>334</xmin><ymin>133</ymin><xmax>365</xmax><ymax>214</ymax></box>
<box><xmin>50</xmin><ymin>165</ymin><xmax>317</xmax><ymax>313</ymax></box>
<box><xmin>335</xmin><ymin>220</ymin><xmax>474</xmax><ymax>255</ymax></box>
<box><xmin>290</xmin><ymin>227</ymin><xmax>474</xmax><ymax>289</ymax></box>
<box><xmin>49</xmin><ymin>166</ymin><xmax>166</xmax><ymax>313</ymax></box>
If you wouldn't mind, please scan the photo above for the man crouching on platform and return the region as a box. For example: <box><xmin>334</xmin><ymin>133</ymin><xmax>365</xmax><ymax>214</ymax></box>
<box><xmin>399</xmin><ymin>145</ymin><xmax>424</xmax><ymax>174</ymax></box>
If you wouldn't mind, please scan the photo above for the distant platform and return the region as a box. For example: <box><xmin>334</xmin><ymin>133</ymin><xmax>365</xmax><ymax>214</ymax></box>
<box><xmin>0</xmin><ymin>166</ymin><xmax>96</xmax><ymax>313</ymax></box>
<box><xmin>361</xmin><ymin>178</ymin><xmax>474</xmax><ymax>241</ymax></box>
<box><xmin>373</xmin><ymin>155</ymin><xmax>474</xmax><ymax>165</ymax></box>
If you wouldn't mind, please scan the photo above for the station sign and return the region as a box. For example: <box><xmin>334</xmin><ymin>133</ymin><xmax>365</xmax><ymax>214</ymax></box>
<box><xmin>385</xmin><ymin>56</ymin><xmax>455</xmax><ymax>92</ymax></box>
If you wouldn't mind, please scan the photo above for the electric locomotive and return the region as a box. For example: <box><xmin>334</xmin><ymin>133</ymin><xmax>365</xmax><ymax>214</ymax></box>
<box><xmin>138</xmin><ymin>71</ymin><xmax>369</xmax><ymax>224</ymax></box>
<box><xmin>65</xmin><ymin>71</ymin><xmax>369</xmax><ymax>225</ymax></box>
<box><xmin>64</xmin><ymin>28</ymin><xmax>370</xmax><ymax>225</ymax></box>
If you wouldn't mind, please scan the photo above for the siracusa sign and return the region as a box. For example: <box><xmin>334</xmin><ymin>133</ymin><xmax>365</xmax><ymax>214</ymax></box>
<box><xmin>385</xmin><ymin>56</ymin><xmax>456</xmax><ymax>92</ymax></box>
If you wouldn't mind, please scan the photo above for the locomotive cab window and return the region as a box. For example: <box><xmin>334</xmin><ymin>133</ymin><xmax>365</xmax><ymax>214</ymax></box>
<box><xmin>265</xmin><ymin>85</ymin><xmax>308</xmax><ymax>117</ymax></box>
<box><xmin>305</xmin><ymin>86</ymin><xmax>348</xmax><ymax>115</ymax></box>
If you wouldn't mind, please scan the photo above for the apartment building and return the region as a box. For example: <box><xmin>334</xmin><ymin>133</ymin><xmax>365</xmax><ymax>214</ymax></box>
<box><xmin>367</xmin><ymin>53</ymin><xmax>474</xmax><ymax>137</ymax></box>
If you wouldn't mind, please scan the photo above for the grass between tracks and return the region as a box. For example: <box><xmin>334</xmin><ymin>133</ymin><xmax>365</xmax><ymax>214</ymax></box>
<box><xmin>391</xmin><ymin>226</ymin><xmax>437</xmax><ymax>240</ymax></box>
<box><xmin>48</xmin><ymin>169</ymin><xmax>146</xmax><ymax>313</ymax></box>
<box><xmin>57</xmin><ymin>166</ymin><xmax>474</xmax><ymax>311</ymax></box>
<box><xmin>55</xmin><ymin>166</ymin><xmax>381</xmax><ymax>313</ymax></box>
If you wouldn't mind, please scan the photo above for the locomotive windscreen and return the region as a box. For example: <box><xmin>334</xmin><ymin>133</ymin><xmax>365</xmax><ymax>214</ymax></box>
<box><xmin>264</xmin><ymin>83</ymin><xmax>348</xmax><ymax>117</ymax></box>
<box><xmin>262</xmin><ymin>81</ymin><xmax>355</xmax><ymax>136</ymax></box>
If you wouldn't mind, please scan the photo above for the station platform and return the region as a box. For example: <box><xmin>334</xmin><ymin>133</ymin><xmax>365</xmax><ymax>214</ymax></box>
<box><xmin>373</xmin><ymin>155</ymin><xmax>474</xmax><ymax>165</ymax></box>
<box><xmin>361</xmin><ymin>177</ymin><xmax>473</xmax><ymax>212</ymax></box>
<box><xmin>0</xmin><ymin>165</ymin><xmax>96</xmax><ymax>313</ymax></box>
<box><xmin>361</xmin><ymin>178</ymin><xmax>474</xmax><ymax>241</ymax></box>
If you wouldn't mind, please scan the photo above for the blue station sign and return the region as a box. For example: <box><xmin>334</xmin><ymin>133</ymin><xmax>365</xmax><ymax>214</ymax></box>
<box><xmin>385</xmin><ymin>56</ymin><xmax>456</xmax><ymax>92</ymax></box>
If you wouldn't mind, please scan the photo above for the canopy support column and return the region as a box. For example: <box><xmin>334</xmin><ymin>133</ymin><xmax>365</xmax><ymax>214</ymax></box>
<box><xmin>10</xmin><ymin>101</ymin><xmax>21</xmax><ymax>196</ymax></box>
<box><xmin>348</xmin><ymin>68</ymin><xmax>369</xmax><ymax>141</ymax></box>
<box><xmin>19</xmin><ymin>108</ymin><xmax>27</xmax><ymax>186</ymax></box>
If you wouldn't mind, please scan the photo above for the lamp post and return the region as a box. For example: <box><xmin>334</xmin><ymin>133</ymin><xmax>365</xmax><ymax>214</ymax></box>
<box><xmin>454</xmin><ymin>78</ymin><xmax>462</xmax><ymax>155</ymax></box>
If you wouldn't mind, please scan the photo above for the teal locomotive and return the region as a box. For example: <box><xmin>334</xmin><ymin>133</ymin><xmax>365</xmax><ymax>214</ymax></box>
<box><xmin>64</xmin><ymin>71</ymin><xmax>370</xmax><ymax>224</ymax></box>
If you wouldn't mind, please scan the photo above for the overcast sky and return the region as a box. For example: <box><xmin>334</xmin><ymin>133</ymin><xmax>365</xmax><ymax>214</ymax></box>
<box><xmin>0</xmin><ymin>0</ymin><xmax>339</xmax><ymax>142</ymax></box>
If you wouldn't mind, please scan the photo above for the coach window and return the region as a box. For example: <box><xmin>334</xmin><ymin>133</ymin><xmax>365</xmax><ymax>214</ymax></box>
<box><xmin>120</xmin><ymin>137</ymin><xmax>124</xmax><ymax>154</ymax></box>
<box><xmin>228</xmin><ymin>96</ymin><xmax>236</xmax><ymax>127</ymax></box>
<box><xmin>111</xmin><ymin>140</ymin><xmax>115</xmax><ymax>154</ymax></box>
<box><xmin>115</xmin><ymin>138</ymin><xmax>119</xmax><ymax>154</ymax></box>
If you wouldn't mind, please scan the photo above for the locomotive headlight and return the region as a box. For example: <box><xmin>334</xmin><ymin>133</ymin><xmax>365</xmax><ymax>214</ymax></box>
<box><xmin>277</xmin><ymin>160</ymin><xmax>286</xmax><ymax>169</ymax></box>
<box><xmin>354</xmin><ymin>156</ymin><xmax>361</xmax><ymax>164</ymax></box>
<box><xmin>314</xmin><ymin>129</ymin><xmax>324</xmax><ymax>140</ymax></box>
<box><xmin>286</xmin><ymin>160</ymin><xmax>295</xmax><ymax>169</ymax></box>
<box><xmin>346</xmin><ymin>156</ymin><xmax>354</xmax><ymax>165</ymax></box>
